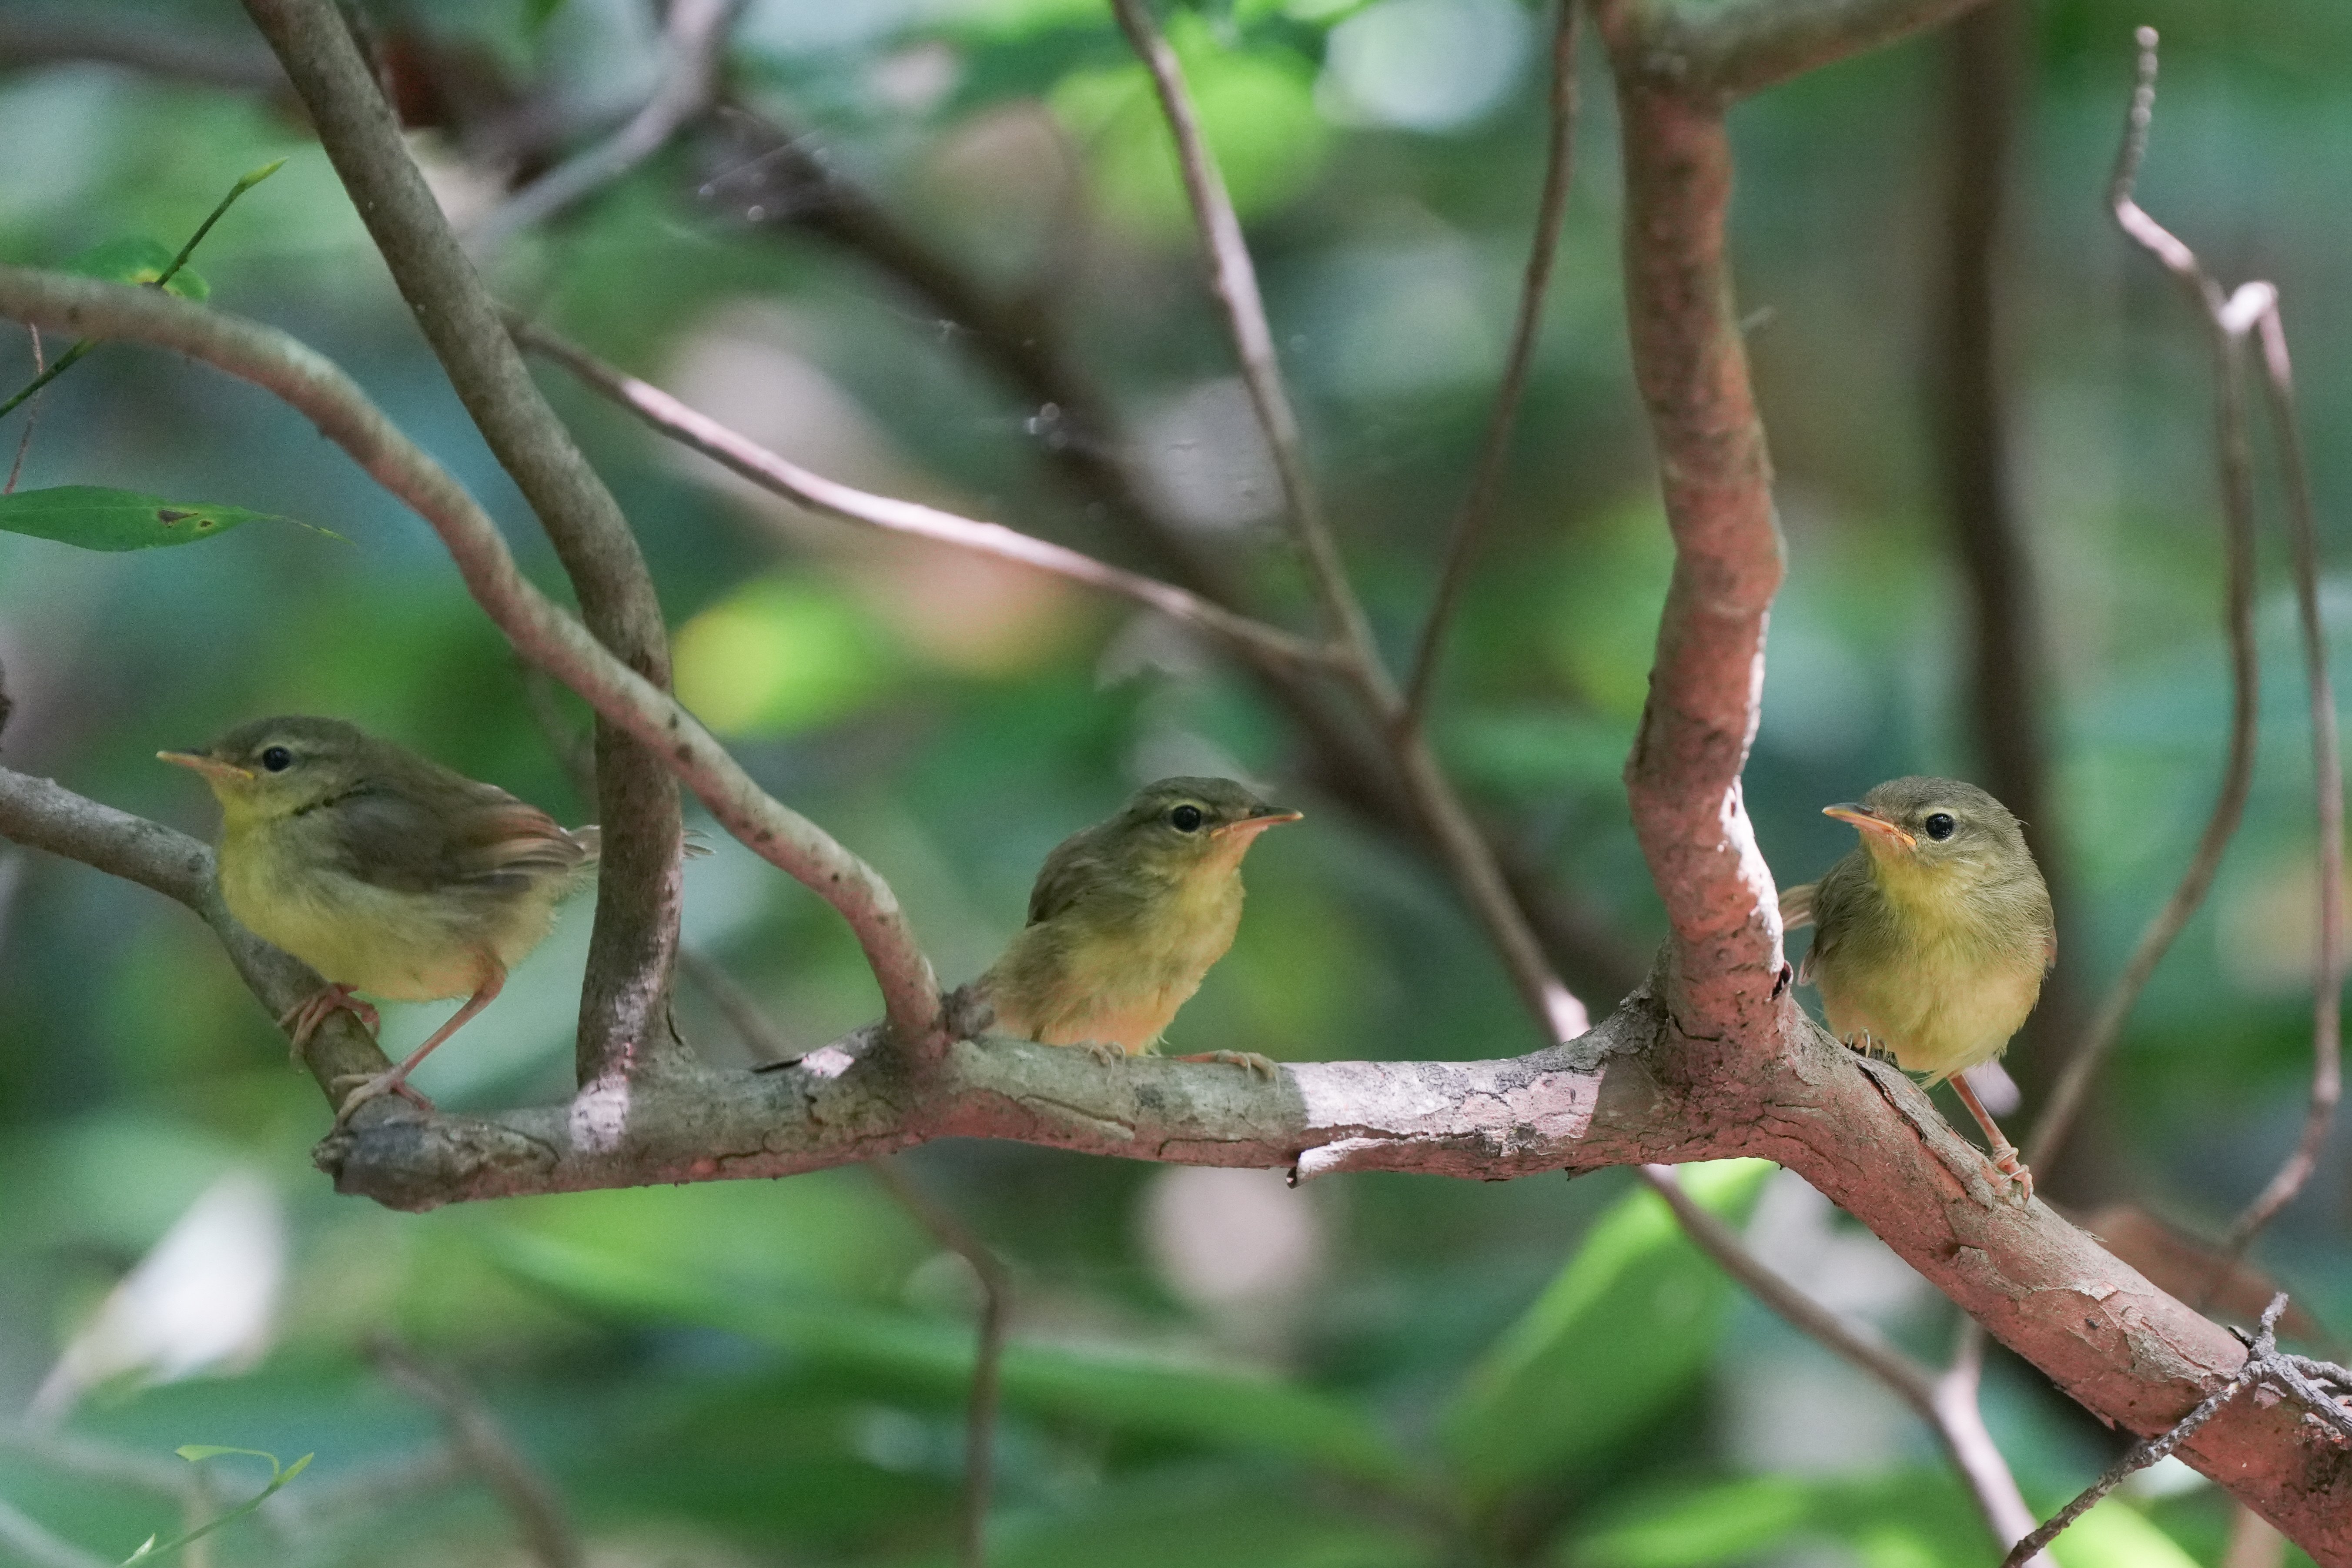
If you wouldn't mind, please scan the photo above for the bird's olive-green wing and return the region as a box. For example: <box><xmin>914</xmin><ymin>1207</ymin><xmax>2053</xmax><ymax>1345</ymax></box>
<box><xmin>1797</xmin><ymin>852</ymin><xmax>1874</xmax><ymax>986</ymax></box>
<box><xmin>322</xmin><ymin>753</ymin><xmax>587</xmax><ymax>896</ymax></box>
<box><xmin>1024</xmin><ymin>824</ymin><xmax>1109</xmax><ymax>926</ymax></box>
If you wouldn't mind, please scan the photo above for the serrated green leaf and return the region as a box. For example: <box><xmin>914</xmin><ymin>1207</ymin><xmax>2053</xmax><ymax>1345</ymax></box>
<box><xmin>0</xmin><ymin>486</ymin><xmax>280</xmax><ymax>550</ymax></box>
<box><xmin>64</xmin><ymin>238</ymin><xmax>209</xmax><ymax>301</ymax></box>
<box><xmin>493</xmin><ymin>1227</ymin><xmax>1411</xmax><ymax>1486</ymax></box>
<box><xmin>1443</xmin><ymin>1160</ymin><xmax>1776</xmax><ymax>1508</ymax></box>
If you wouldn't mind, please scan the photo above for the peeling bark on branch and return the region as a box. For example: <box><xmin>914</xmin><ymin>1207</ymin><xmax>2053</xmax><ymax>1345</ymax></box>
<box><xmin>1601</xmin><ymin>79</ymin><xmax>1784</xmax><ymax>1032</ymax></box>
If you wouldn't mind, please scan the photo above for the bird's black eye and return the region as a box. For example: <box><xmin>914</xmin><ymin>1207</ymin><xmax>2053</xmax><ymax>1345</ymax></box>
<box><xmin>260</xmin><ymin>746</ymin><xmax>293</xmax><ymax>773</ymax></box>
<box><xmin>1169</xmin><ymin>804</ymin><xmax>1204</xmax><ymax>832</ymax></box>
<box><xmin>1923</xmin><ymin>812</ymin><xmax>1955</xmax><ymax>841</ymax></box>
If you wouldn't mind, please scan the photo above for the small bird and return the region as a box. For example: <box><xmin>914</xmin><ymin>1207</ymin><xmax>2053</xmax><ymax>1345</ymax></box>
<box><xmin>161</xmin><ymin>716</ymin><xmax>597</xmax><ymax>1125</ymax></box>
<box><xmin>970</xmin><ymin>777</ymin><xmax>1300</xmax><ymax>1074</ymax></box>
<box><xmin>1780</xmin><ymin>776</ymin><xmax>2054</xmax><ymax>1202</ymax></box>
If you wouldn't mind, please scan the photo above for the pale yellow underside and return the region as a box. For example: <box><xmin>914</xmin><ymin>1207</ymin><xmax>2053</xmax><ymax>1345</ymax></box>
<box><xmin>1817</xmin><ymin>849</ymin><xmax>2046</xmax><ymax>1082</ymax></box>
<box><xmin>217</xmin><ymin>818</ymin><xmax>565</xmax><ymax>1002</ymax></box>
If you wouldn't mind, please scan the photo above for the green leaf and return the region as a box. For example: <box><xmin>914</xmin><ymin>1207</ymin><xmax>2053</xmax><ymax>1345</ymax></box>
<box><xmin>0</xmin><ymin>486</ymin><xmax>282</xmax><ymax>550</ymax></box>
<box><xmin>64</xmin><ymin>238</ymin><xmax>209</xmax><ymax>301</ymax></box>
<box><xmin>1442</xmin><ymin>1160</ymin><xmax>1776</xmax><ymax>1508</ymax></box>
<box><xmin>493</xmin><ymin>1227</ymin><xmax>1411</xmax><ymax>1486</ymax></box>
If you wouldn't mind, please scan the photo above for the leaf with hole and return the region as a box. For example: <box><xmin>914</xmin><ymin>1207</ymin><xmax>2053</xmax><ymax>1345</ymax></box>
<box><xmin>0</xmin><ymin>486</ymin><xmax>286</xmax><ymax>550</ymax></box>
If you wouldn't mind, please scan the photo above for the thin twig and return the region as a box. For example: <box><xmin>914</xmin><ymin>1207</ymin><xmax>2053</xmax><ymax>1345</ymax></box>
<box><xmin>7</xmin><ymin>325</ymin><xmax>43</xmax><ymax>492</ymax></box>
<box><xmin>467</xmin><ymin>0</ymin><xmax>745</xmax><ymax>258</ymax></box>
<box><xmin>2220</xmin><ymin>300</ymin><xmax>2343</xmax><ymax>1256</ymax></box>
<box><xmin>1107</xmin><ymin>0</ymin><xmax>1380</xmax><ymax>667</ymax></box>
<box><xmin>1929</xmin><ymin>1334</ymin><xmax>2049</xmax><ymax>1565</ymax></box>
<box><xmin>1637</xmin><ymin>1168</ymin><xmax>2043</xmax><ymax>1561</ymax></box>
<box><xmin>1402</xmin><ymin>0</ymin><xmax>1580</xmax><ymax>726</ymax></box>
<box><xmin>513</xmin><ymin>319</ymin><xmax>1339</xmax><ymax>674</ymax></box>
<box><xmin>373</xmin><ymin>1341</ymin><xmax>584</xmax><ymax>1568</ymax></box>
<box><xmin>2024</xmin><ymin>27</ymin><xmax>2262</xmax><ymax>1175</ymax></box>
<box><xmin>867</xmin><ymin>1159</ymin><xmax>1010</xmax><ymax>1568</ymax></box>
<box><xmin>1999</xmin><ymin>1294</ymin><xmax>2352</xmax><ymax>1568</ymax></box>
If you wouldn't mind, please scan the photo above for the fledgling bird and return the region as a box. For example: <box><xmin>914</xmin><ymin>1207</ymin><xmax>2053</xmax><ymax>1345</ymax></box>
<box><xmin>1780</xmin><ymin>776</ymin><xmax>2054</xmax><ymax>1203</ymax></box>
<box><xmin>161</xmin><ymin>716</ymin><xmax>597</xmax><ymax>1126</ymax></box>
<box><xmin>970</xmin><ymin>777</ymin><xmax>1300</xmax><ymax>1075</ymax></box>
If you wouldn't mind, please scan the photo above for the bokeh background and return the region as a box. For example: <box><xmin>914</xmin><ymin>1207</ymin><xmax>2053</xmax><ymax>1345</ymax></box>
<box><xmin>0</xmin><ymin>0</ymin><xmax>2347</xmax><ymax>1562</ymax></box>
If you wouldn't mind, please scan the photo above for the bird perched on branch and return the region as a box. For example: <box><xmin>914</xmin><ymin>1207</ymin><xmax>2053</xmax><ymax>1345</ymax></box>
<box><xmin>161</xmin><ymin>716</ymin><xmax>597</xmax><ymax>1126</ymax></box>
<box><xmin>1780</xmin><ymin>776</ymin><xmax>2054</xmax><ymax>1203</ymax></box>
<box><xmin>966</xmin><ymin>777</ymin><xmax>1300</xmax><ymax>1075</ymax></box>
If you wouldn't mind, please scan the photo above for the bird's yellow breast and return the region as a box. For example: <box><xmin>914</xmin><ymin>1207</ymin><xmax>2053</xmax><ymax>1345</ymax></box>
<box><xmin>987</xmin><ymin>859</ymin><xmax>1245</xmax><ymax>1053</ymax></box>
<box><xmin>1814</xmin><ymin>860</ymin><xmax>2047</xmax><ymax>1083</ymax></box>
<box><xmin>217</xmin><ymin>813</ymin><xmax>559</xmax><ymax>1002</ymax></box>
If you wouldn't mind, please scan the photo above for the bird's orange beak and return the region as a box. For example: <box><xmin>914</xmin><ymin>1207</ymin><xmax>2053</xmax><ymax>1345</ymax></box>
<box><xmin>157</xmin><ymin>750</ymin><xmax>253</xmax><ymax>783</ymax></box>
<box><xmin>1823</xmin><ymin>803</ymin><xmax>1915</xmax><ymax>850</ymax></box>
<box><xmin>1216</xmin><ymin>808</ymin><xmax>1303</xmax><ymax>843</ymax></box>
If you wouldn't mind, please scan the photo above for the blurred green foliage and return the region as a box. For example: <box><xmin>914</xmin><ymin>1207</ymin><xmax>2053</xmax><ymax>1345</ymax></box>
<box><xmin>0</xmin><ymin>0</ymin><xmax>2345</xmax><ymax>1562</ymax></box>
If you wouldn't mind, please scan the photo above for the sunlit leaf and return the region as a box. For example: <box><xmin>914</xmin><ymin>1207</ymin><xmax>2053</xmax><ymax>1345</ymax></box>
<box><xmin>65</xmin><ymin>238</ymin><xmax>209</xmax><ymax>301</ymax></box>
<box><xmin>673</xmin><ymin>575</ymin><xmax>897</xmax><ymax>736</ymax></box>
<box><xmin>1443</xmin><ymin>1160</ymin><xmax>1775</xmax><ymax>1508</ymax></box>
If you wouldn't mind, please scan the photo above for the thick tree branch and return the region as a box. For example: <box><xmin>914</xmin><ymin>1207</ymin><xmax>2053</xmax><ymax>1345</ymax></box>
<box><xmin>241</xmin><ymin>0</ymin><xmax>689</xmax><ymax>1090</ymax></box>
<box><xmin>0</xmin><ymin>267</ymin><xmax>941</xmax><ymax>1056</ymax></box>
<box><xmin>1579</xmin><ymin>41</ymin><xmax>1782</xmax><ymax>1033</ymax></box>
<box><xmin>467</xmin><ymin>0</ymin><xmax>743</xmax><ymax>260</ymax></box>
<box><xmin>512</xmin><ymin>319</ymin><xmax>1339</xmax><ymax>675</ymax></box>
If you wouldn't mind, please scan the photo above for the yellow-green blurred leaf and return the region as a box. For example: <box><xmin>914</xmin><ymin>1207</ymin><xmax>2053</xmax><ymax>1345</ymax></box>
<box><xmin>1444</xmin><ymin>1160</ymin><xmax>1775</xmax><ymax>1508</ymax></box>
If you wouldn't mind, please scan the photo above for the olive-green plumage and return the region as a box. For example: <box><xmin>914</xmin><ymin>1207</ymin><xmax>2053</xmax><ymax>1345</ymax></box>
<box><xmin>1782</xmin><ymin>776</ymin><xmax>2054</xmax><ymax>1203</ymax></box>
<box><xmin>1784</xmin><ymin>776</ymin><xmax>2054</xmax><ymax>1086</ymax></box>
<box><xmin>977</xmin><ymin>777</ymin><xmax>1298</xmax><ymax>1060</ymax></box>
<box><xmin>162</xmin><ymin>715</ymin><xmax>595</xmax><ymax>1120</ymax></box>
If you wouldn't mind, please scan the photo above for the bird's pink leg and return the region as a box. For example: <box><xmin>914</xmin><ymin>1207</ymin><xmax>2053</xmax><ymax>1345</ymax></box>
<box><xmin>279</xmin><ymin>983</ymin><xmax>380</xmax><ymax>1064</ymax></box>
<box><xmin>1951</xmin><ymin>1072</ymin><xmax>2033</xmax><ymax>1205</ymax></box>
<box><xmin>1172</xmin><ymin>1050</ymin><xmax>1278</xmax><ymax>1080</ymax></box>
<box><xmin>330</xmin><ymin>962</ymin><xmax>505</xmax><ymax>1127</ymax></box>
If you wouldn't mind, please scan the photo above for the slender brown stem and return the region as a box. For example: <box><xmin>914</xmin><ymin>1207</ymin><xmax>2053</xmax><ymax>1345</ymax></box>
<box><xmin>2222</xmin><ymin>303</ymin><xmax>2343</xmax><ymax>1254</ymax></box>
<box><xmin>241</xmin><ymin>0</ymin><xmax>690</xmax><ymax>1087</ymax></box>
<box><xmin>868</xmin><ymin>1159</ymin><xmax>1010</xmax><ymax>1568</ymax></box>
<box><xmin>1402</xmin><ymin>0</ymin><xmax>1580</xmax><ymax>726</ymax></box>
<box><xmin>2025</xmin><ymin>29</ymin><xmax>2262</xmax><ymax>1175</ymax></box>
<box><xmin>374</xmin><ymin>1342</ymin><xmax>584</xmax><ymax>1568</ymax></box>
<box><xmin>514</xmin><ymin>319</ymin><xmax>1338</xmax><ymax>675</ymax></box>
<box><xmin>1638</xmin><ymin>1167</ymin><xmax>2041</xmax><ymax>1558</ymax></box>
<box><xmin>1107</xmin><ymin>0</ymin><xmax>1381</xmax><ymax>669</ymax></box>
<box><xmin>6</xmin><ymin>324</ymin><xmax>43</xmax><ymax>493</ymax></box>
